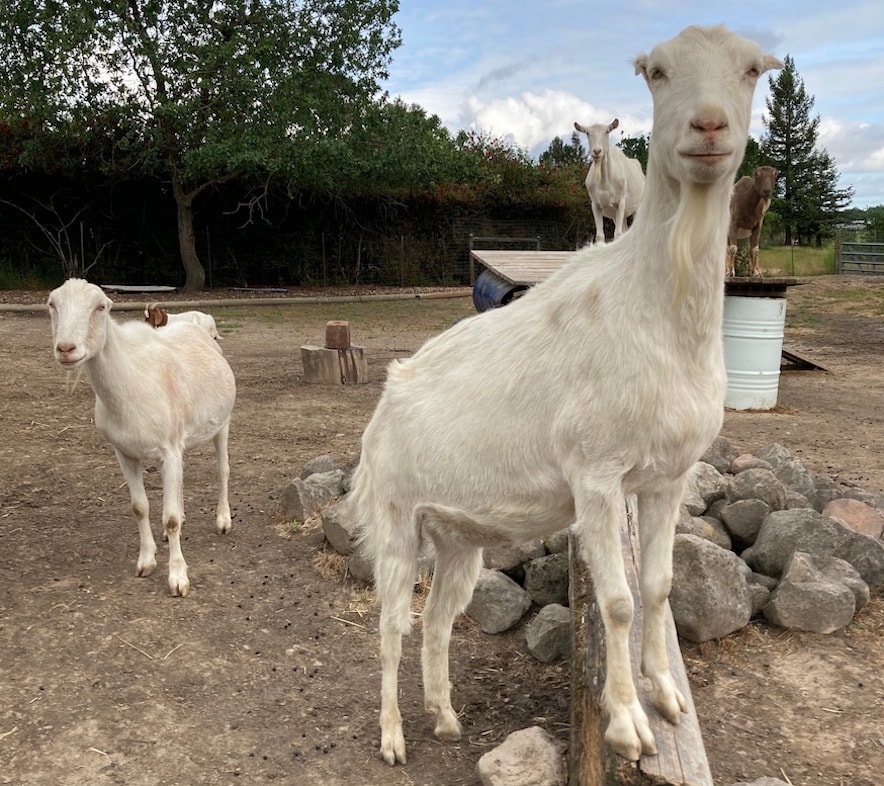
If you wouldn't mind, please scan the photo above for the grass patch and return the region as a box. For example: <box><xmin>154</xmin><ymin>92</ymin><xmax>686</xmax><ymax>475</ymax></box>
<box><xmin>759</xmin><ymin>244</ymin><xmax>835</xmax><ymax>277</ymax></box>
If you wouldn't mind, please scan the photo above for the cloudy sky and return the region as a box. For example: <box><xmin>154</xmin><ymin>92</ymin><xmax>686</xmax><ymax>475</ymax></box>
<box><xmin>381</xmin><ymin>1</ymin><xmax>884</xmax><ymax>209</ymax></box>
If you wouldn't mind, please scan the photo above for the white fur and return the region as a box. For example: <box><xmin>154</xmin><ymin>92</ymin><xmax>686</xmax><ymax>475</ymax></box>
<box><xmin>144</xmin><ymin>303</ymin><xmax>220</xmax><ymax>340</ymax></box>
<box><xmin>574</xmin><ymin>117</ymin><xmax>645</xmax><ymax>241</ymax></box>
<box><xmin>49</xmin><ymin>278</ymin><xmax>236</xmax><ymax>597</ymax></box>
<box><xmin>351</xmin><ymin>25</ymin><xmax>782</xmax><ymax>765</ymax></box>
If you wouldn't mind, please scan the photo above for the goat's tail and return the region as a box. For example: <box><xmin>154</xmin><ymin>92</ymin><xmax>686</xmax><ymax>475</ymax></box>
<box><xmin>349</xmin><ymin>453</ymin><xmax>422</xmax><ymax>636</ymax></box>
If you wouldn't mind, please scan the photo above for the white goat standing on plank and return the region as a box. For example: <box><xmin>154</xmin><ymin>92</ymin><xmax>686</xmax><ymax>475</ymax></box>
<box><xmin>49</xmin><ymin>278</ymin><xmax>236</xmax><ymax>596</ymax></box>
<box><xmin>574</xmin><ymin>117</ymin><xmax>645</xmax><ymax>242</ymax></box>
<box><xmin>351</xmin><ymin>25</ymin><xmax>781</xmax><ymax>765</ymax></box>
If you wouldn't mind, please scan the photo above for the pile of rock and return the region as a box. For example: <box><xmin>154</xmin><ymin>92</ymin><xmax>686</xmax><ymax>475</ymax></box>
<box><xmin>280</xmin><ymin>440</ymin><xmax>882</xmax><ymax>786</ymax></box>
<box><xmin>283</xmin><ymin>438</ymin><xmax>883</xmax><ymax>652</ymax></box>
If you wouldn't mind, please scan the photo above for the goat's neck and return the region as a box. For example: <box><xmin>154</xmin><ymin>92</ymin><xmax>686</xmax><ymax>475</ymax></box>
<box><xmin>630</xmin><ymin>165</ymin><xmax>730</xmax><ymax>335</ymax></box>
<box><xmin>83</xmin><ymin>321</ymin><xmax>142</xmax><ymax>410</ymax></box>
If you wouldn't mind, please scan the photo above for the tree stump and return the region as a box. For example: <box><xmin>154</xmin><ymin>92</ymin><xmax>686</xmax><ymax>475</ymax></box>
<box><xmin>569</xmin><ymin>502</ymin><xmax>713</xmax><ymax>786</ymax></box>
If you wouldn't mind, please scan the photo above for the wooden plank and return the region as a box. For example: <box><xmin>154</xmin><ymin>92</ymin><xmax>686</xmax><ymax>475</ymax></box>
<box><xmin>781</xmin><ymin>347</ymin><xmax>829</xmax><ymax>372</ymax></box>
<box><xmin>470</xmin><ymin>250</ymin><xmax>575</xmax><ymax>286</ymax></box>
<box><xmin>569</xmin><ymin>502</ymin><xmax>713</xmax><ymax>786</ymax></box>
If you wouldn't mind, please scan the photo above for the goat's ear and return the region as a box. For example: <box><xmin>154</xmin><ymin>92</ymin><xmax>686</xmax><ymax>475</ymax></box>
<box><xmin>574</xmin><ymin>121</ymin><xmax>585</xmax><ymax>133</ymax></box>
<box><xmin>763</xmin><ymin>55</ymin><xmax>784</xmax><ymax>74</ymax></box>
<box><xmin>634</xmin><ymin>54</ymin><xmax>648</xmax><ymax>80</ymax></box>
<box><xmin>609</xmin><ymin>118</ymin><xmax>620</xmax><ymax>132</ymax></box>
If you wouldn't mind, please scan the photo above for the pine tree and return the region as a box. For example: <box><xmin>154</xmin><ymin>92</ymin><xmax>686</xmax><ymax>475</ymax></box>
<box><xmin>539</xmin><ymin>132</ymin><xmax>587</xmax><ymax>167</ymax></box>
<box><xmin>761</xmin><ymin>55</ymin><xmax>853</xmax><ymax>245</ymax></box>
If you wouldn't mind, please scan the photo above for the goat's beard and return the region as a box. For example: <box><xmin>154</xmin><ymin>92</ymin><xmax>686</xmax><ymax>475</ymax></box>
<box><xmin>666</xmin><ymin>181</ymin><xmax>727</xmax><ymax>303</ymax></box>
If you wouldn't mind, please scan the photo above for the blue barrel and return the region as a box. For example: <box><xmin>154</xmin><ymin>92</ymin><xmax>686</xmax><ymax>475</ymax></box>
<box><xmin>472</xmin><ymin>269</ymin><xmax>528</xmax><ymax>312</ymax></box>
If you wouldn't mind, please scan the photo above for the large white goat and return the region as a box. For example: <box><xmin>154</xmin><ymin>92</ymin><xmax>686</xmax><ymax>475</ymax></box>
<box><xmin>573</xmin><ymin>117</ymin><xmax>645</xmax><ymax>242</ymax></box>
<box><xmin>351</xmin><ymin>25</ymin><xmax>781</xmax><ymax>765</ymax></box>
<box><xmin>48</xmin><ymin>278</ymin><xmax>236</xmax><ymax>597</ymax></box>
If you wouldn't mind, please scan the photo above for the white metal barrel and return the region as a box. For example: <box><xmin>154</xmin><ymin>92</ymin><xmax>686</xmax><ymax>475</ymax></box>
<box><xmin>722</xmin><ymin>295</ymin><xmax>786</xmax><ymax>410</ymax></box>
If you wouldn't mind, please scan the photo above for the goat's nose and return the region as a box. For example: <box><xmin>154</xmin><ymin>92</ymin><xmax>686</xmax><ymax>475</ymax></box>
<box><xmin>691</xmin><ymin>109</ymin><xmax>728</xmax><ymax>133</ymax></box>
<box><xmin>56</xmin><ymin>342</ymin><xmax>76</xmax><ymax>355</ymax></box>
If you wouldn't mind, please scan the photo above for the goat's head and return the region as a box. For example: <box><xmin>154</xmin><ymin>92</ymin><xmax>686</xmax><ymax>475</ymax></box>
<box><xmin>574</xmin><ymin>118</ymin><xmax>619</xmax><ymax>163</ymax></box>
<box><xmin>144</xmin><ymin>304</ymin><xmax>169</xmax><ymax>328</ymax></box>
<box><xmin>635</xmin><ymin>25</ymin><xmax>782</xmax><ymax>188</ymax></box>
<box><xmin>753</xmin><ymin>166</ymin><xmax>778</xmax><ymax>199</ymax></box>
<box><xmin>48</xmin><ymin>278</ymin><xmax>113</xmax><ymax>369</ymax></box>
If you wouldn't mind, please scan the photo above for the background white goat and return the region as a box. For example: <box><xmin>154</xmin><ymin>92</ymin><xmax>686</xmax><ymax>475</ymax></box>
<box><xmin>49</xmin><ymin>279</ymin><xmax>236</xmax><ymax>596</ymax></box>
<box><xmin>144</xmin><ymin>303</ymin><xmax>220</xmax><ymax>340</ymax></box>
<box><xmin>573</xmin><ymin>117</ymin><xmax>645</xmax><ymax>242</ymax></box>
<box><xmin>351</xmin><ymin>25</ymin><xmax>781</xmax><ymax>765</ymax></box>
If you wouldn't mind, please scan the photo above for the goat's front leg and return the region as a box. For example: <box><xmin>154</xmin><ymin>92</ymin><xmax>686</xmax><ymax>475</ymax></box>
<box><xmin>114</xmin><ymin>450</ymin><xmax>156</xmax><ymax>578</ymax></box>
<box><xmin>573</xmin><ymin>486</ymin><xmax>655</xmax><ymax>761</ymax></box>
<box><xmin>213</xmin><ymin>424</ymin><xmax>232</xmax><ymax>533</ymax></box>
<box><xmin>635</xmin><ymin>485</ymin><xmax>688</xmax><ymax>725</ymax></box>
<box><xmin>613</xmin><ymin>196</ymin><xmax>628</xmax><ymax>239</ymax></box>
<box><xmin>591</xmin><ymin>201</ymin><xmax>606</xmax><ymax>244</ymax></box>
<box><xmin>160</xmin><ymin>450</ymin><xmax>189</xmax><ymax>597</ymax></box>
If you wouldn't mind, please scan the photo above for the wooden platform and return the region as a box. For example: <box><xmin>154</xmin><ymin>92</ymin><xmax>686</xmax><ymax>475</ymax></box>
<box><xmin>469</xmin><ymin>249</ymin><xmax>575</xmax><ymax>285</ymax></box>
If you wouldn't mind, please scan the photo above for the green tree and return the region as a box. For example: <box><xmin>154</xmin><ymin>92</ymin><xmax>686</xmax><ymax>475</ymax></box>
<box><xmin>618</xmin><ymin>134</ymin><xmax>649</xmax><ymax>173</ymax></box>
<box><xmin>0</xmin><ymin>0</ymin><xmax>400</xmax><ymax>290</ymax></box>
<box><xmin>539</xmin><ymin>132</ymin><xmax>587</xmax><ymax>167</ymax></box>
<box><xmin>761</xmin><ymin>54</ymin><xmax>852</xmax><ymax>245</ymax></box>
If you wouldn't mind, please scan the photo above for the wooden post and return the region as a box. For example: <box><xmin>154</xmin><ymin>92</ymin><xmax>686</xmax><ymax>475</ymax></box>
<box><xmin>569</xmin><ymin>502</ymin><xmax>713</xmax><ymax>786</ymax></box>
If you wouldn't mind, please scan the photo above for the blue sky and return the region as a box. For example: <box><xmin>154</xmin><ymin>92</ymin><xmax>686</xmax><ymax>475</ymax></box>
<box><xmin>381</xmin><ymin>2</ymin><xmax>884</xmax><ymax>209</ymax></box>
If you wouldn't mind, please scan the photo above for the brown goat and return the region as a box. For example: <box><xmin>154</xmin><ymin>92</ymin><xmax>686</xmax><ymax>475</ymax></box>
<box><xmin>726</xmin><ymin>165</ymin><xmax>778</xmax><ymax>277</ymax></box>
<box><xmin>144</xmin><ymin>303</ymin><xmax>169</xmax><ymax>328</ymax></box>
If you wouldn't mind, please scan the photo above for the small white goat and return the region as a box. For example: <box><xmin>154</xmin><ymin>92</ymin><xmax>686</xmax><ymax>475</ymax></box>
<box><xmin>573</xmin><ymin>117</ymin><xmax>645</xmax><ymax>242</ymax></box>
<box><xmin>144</xmin><ymin>303</ymin><xmax>220</xmax><ymax>340</ymax></box>
<box><xmin>49</xmin><ymin>278</ymin><xmax>237</xmax><ymax>596</ymax></box>
<box><xmin>351</xmin><ymin>25</ymin><xmax>781</xmax><ymax>765</ymax></box>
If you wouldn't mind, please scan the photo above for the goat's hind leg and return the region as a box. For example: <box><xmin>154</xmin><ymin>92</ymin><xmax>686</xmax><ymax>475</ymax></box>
<box><xmin>418</xmin><ymin>504</ymin><xmax>492</xmax><ymax>743</ymax></box>
<box><xmin>213</xmin><ymin>424</ymin><xmax>232</xmax><ymax>533</ymax></box>
<box><xmin>160</xmin><ymin>450</ymin><xmax>189</xmax><ymax>596</ymax></box>
<box><xmin>374</xmin><ymin>516</ymin><xmax>422</xmax><ymax>765</ymax></box>
<box><xmin>114</xmin><ymin>450</ymin><xmax>156</xmax><ymax>578</ymax></box>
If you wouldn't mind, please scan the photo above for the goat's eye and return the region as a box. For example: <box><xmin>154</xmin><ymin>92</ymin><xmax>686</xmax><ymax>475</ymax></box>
<box><xmin>746</xmin><ymin>66</ymin><xmax>761</xmax><ymax>79</ymax></box>
<box><xmin>649</xmin><ymin>66</ymin><xmax>666</xmax><ymax>81</ymax></box>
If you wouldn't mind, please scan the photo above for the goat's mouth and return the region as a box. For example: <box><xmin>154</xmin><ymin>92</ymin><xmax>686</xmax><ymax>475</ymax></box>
<box><xmin>681</xmin><ymin>151</ymin><xmax>732</xmax><ymax>165</ymax></box>
<box><xmin>57</xmin><ymin>355</ymin><xmax>84</xmax><ymax>368</ymax></box>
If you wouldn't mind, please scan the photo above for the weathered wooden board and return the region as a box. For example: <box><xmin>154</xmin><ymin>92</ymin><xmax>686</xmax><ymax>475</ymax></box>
<box><xmin>469</xmin><ymin>250</ymin><xmax>575</xmax><ymax>286</ymax></box>
<box><xmin>569</xmin><ymin>504</ymin><xmax>713</xmax><ymax>786</ymax></box>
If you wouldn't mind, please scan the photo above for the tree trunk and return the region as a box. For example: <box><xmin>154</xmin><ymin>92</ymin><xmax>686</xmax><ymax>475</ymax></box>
<box><xmin>171</xmin><ymin>172</ymin><xmax>206</xmax><ymax>292</ymax></box>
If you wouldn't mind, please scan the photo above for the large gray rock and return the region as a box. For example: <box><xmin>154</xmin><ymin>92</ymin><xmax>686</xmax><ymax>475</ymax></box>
<box><xmin>700</xmin><ymin>435</ymin><xmax>739</xmax><ymax>475</ymax></box>
<box><xmin>720</xmin><ymin>498</ymin><xmax>771</xmax><ymax>544</ymax></box>
<box><xmin>300</xmin><ymin>453</ymin><xmax>342</xmax><ymax>479</ymax></box>
<box><xmin>682</xmin><ymin>461</ymin><xmax>727</xmax><ymax>515</ymax></box>
<box><xmin>467</xmin><ymin>569</ymin><xmax>531</xmax><ymax>634</ymax></box>
<box><xmin>485</xmin><ymin>539</ymin><xmax>547</xmax><ymax>572</ymax></box>
<box><xmin>523</xmin><ymin>553</ymin><xmax>569</xmax><ymax>607</ymax></box>
<box><xmin>670</xmin><ymin>535</ymin><xmax>753</xmax><ymax>643</ymax></box>
<box><xmin>321</xmin><ymin>497</ymin><xmax>358</xmax><ymax>555</ymax></box>
<box><xmin>742</xmin><ymin>508</ymin><xmax>884</xmax><ymax>587</ymax></box>
<box><xmin>525</xmin><ymin>604</ymin><xmax>571</xmax><ymax>663</ymax></box>
<box><xmin>727</xmin><ymin>468</ymin><xmax>787</xmax><ymax>512</ymax></box>
<box><xmin>280</xmin><ymin>469</ymin><xmax>345</xmax><ymax>523</ymax></box>
<box><xmin>763</xmin><ymin>552</ymin><xmax>856</xmax><ymax>633</ymax></box>
<box><xmin>477</xmin><ymin>726</ymin><xmax>565</xmax><ymax>786</ymax></box>
<box><xmin>676</xmin><ymin>510</ymin><xmax>731</xmax><ymax>551</ymax></box>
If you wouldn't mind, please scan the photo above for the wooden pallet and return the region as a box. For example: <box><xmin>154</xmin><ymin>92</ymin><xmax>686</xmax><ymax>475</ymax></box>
<box><xmin>469</xmin><ymin>249</ymin><xmax>574</xmax><ymax>285</ymax></box>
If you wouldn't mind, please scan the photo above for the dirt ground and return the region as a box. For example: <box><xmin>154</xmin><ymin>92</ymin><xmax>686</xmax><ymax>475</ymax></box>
<box><xmin>0</xmin><ymin>275</ymin><xmax>882</xmax><ymax>786</ymax></box>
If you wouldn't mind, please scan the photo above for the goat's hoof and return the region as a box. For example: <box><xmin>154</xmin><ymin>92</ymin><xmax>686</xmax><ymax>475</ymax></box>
<box><xmin>605</xmin><ymin>703</ymin><xmax>656</xmax><ymax>760</ymax></box>
<box><xmin>169</xmin><ymin>577</ymin><xmax>191</xmax><ymax>597</ymax></box>
<box><xmin>216</xmin><ymin>518</ymin><xmax>232</xmax><ymax>534</ymax></box>
<box><xmin>433</xmin><ymin>710</ymin><xmax>462</xmax><ymax>742</ymax></box>
<box><xmin>380</xmin><ymin>726</ymin><xmax>407</xmax><ymax>765</ymax></box>
<box><xmin>136</xmin><ymin>560</ymin><xmax>156</xmax><ymax>578</ymax></box>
